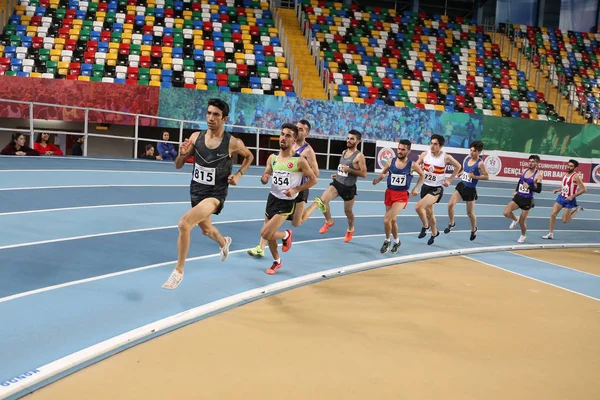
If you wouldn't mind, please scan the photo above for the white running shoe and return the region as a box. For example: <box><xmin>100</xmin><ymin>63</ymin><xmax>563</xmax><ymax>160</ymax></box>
<box><xmin>517</xmin><ymin>235</ymin><xmax>526</xmax><ymax>243</ymax></box>
<box><xmin>220</xmin><ymin>236</ymin><xmax>232</xmax><ymax>261</ymax></box>
<box><xmin>571</xmin><ymin>206</ymin><xmax>584</xmax><ymax>218</ymax></box>
<box><xmin>162</xmin><ymin>269</ymin><xmax>184</xmax><ymax>289</ymax></box>
<box><xmin>542</xmin><ymin>232</ymin><xmax>554</xmax><ymax>240</ymax></box>
<box><xmin>509</xmin><ymin>219</ymin><xmax>519</xmax><ymax>230</ymax></box>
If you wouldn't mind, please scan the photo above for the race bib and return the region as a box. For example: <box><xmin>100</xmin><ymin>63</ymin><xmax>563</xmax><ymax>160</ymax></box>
<box><xmin>518</xmin><ymin>183</ymin><xmax>530</xmax><ymax>194</ymax></box>
<box><xmin>272</xmin><ymin>170</ymin><xmax>291</xmax><ymax>188</ymax></box>
<box><xmin>461</xmin><ymin>172</ymin><xmax>472</xmax><ymax>183</ymax></box>
<box><xmin>390</xmin><ymin>173</ymin><xmax>406</xmax><ymax>186</ymax></box>
<box><xmin>424</xmin><ymin>173</ymin><xmax>437</xmax><ymax>182</ymax></box>
<box><xmin>337</xmin><ymin>164</ymin><xmax>348</xmax><ymax>177</ymax></box>
<box><xmin>193</xmin><ymin>163</ymin><xmax>215</xmax><ymax>185</ymax></box>
<box><xmin>560</xmin><ymin>186</ymin><xmax>569</xmax><ymax>196</ymax></box>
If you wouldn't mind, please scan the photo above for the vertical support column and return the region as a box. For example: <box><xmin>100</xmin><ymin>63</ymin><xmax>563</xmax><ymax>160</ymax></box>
<box><xmin>412</xmin><ymin>0</ymin><xmax>419</xmax><ymax>13</ymax></box>
<box><xmin>326</xmin><ymin>136</ymin><xmax>331</xmax><ymax>170</ymax></box>
<box><xmin>133</xmin><ymin>115</ymin><xmax>139</xmax><ymax>159</ymax></box>
<box><xmin>29</xmin><ymin>103</ymin><xmax>34</xmax><ymax>142</ymax></box>
<box><xmin>83</xmin><ymin>109</ymin><xmax>89</xmax><ymax>156</ymax></box>
<box><xmin>256</xmin><ymin>130</ymin><xmax>260</xmax><ymax>166</ymax></box>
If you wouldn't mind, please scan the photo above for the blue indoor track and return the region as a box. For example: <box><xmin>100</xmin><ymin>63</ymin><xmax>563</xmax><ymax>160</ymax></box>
<box><xmin>1</xmin><ymin>155</ymin><xmax>599</xmax><ymax>399</ymax></box>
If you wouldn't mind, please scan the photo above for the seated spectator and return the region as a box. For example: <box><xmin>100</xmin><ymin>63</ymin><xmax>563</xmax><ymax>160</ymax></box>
<box><xmin>71</xmin><ymin>136</ymin><xmax>84</xmax><ymax>156</ymax></box>
<box><xmin>1</xmin><ymin>133</ymin><xmax>40</xmax><ymax>156</ymax></box>
<box><xmin>157</xmin><ymin>131</ymin><xmax>178</xmax><ymax>161</ymax></box>
<box><xmin>139</xmin><ymin>144</ymin><xmax>163</xmax><ymax>160</ymax></box>
<box><xmin>34</xmin><ymin>132</ymin><xmax>64</xmax><ymax>156</ymax></box>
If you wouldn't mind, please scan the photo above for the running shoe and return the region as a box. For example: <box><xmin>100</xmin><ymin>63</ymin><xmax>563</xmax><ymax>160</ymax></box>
<box><xmin>391</xmin><ymin>241</ymin><xmax>401</xmax><ymax>254</ymax></box>
<box><xmin>314</xmin><ymin>197</ymin><xmax>327</xmax><ymax>213</ymax></box>
<box><xmin>509</xmin><ymin>219</ymin><xmax>519</xmax><ymax>229</ymax></box>
<box><xmin>517</xmin><ymin>235</ymin><xmax>526</xmax><ymax>243</ymax></box>
<box><xmin>470</xmin><ymin>227</ymin><xmax>478</xmax><ymax>241</ymax></box>
<box><xmin>266</xmin><ymin>260</ymin><xmax>283</xmax><ymax>275</ymax></box>
<box><xmin>571</xmin><ymin>206</ymin><xmax>584</xmax><ymax>218</ymax></box>
<box><xmin>282</xmin><ymin>229</ymin><xmax>293</xmax><ymax>252</ymax></box>
<box><xmin>427</xmin><ymin>231</ymin><xmax>440</xmax><ymax>245</ymax></box>
<box><xmin>444</xmin><ymin>223</ymin><xmax>455</xmax><ymax>234</ymax></box>
<box><xmin>380</xmin><ymin>240</ymin><xmax>390</xmax><ymax>254</ymax></box>
<box><xmin>162</xmin><ymin>269</ymin><xmax>184</xmax><ymax>289</ymax></box>
<box><xmin>319</xmin><ymin>220</ymin><xmax>334</xmax><ymax>234</ymax></box>
<box><xmin>220</xmin><ymin>236</ymin><xmax>232</xmax><ymax>261</ymax></box>
<box><xmin>247</xmin><ymin>245</ymin><xmax>265</xmax><ymax>258</ymax></box>
<box><xmin>344</xmin><ymin>230</ymin><xmax>354</xmax><ymax>243</ymax></box>
<box><xmin>542</xmin><ymin>232</ymin><xmax>554</xmax><ymax>240</ymax></box>
<box><xmin>418</xmin><ymin>226</ymin><xmax>429</xmax><ymax>239</ymax></box>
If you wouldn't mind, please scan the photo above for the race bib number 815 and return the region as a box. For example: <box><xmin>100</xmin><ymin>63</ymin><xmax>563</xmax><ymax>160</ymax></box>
<box><xmin>461</xmin><ymin>172</ymin><xmax>472</xmax><ymax>183</ymax></box>
<box><xmin>193</xmin><ymin>164</ymin><xmax>215</xmax><ymax>185</ymax></box>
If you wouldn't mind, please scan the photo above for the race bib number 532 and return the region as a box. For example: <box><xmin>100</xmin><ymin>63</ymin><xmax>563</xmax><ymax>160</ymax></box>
<box><xmin>193</xmin><ymin>163</ymin><xmax>215</xmax><ymax>185</ymax></box>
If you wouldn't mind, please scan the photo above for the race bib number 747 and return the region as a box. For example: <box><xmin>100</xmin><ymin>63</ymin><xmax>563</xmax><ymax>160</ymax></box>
<box><xmin>390</xmin><ymin>174</ymin><xmax>406</xmax><ymax>186</ymax></box>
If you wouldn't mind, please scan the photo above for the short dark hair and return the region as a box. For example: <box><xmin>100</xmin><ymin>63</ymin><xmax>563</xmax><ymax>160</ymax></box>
<box><xmin>348</xmin><ymin>129</ymin><xmax>362</xmax><ymax>141</ymax></box>
<box><xmin>470</xmin><ymin>141</ymin><xmax>484</xmax><ymax>152</ymax></box>
<box><xmin>207</xmin><ymin>98</ymin><xmax>230</xmax><ymax>117</ymax></box>
<box><xmin>281</xmin><ymin>123</ymin><xmax>299</xmax><ymax>137</ymax></box>
<box><xmin>299</xmin><ymin>119</ymin><xmax>311</xmax><ymax>131</ymax></box>
<box><xmin>569</xmin><ymin>159</ymin><xmax>579</xmax><ymax>168</ymax></box>
<box><xmin>398</xmin><ymin>139</ymin><xmax>412</xmax><ymax>150</ymax></box>
<box><xmin>145</xmin><ymin>144</ymin><xmax>154</xmax><ymax>152</ymax></box>
<box><xmin>529</xmin><ymin>154</ymin><xmax>540</xmax><ymax>161</ymax></box>
<box><xmin>431</xmin><ymin>134</ymin><xmax>445</xmax><ymax>146</ymax></box>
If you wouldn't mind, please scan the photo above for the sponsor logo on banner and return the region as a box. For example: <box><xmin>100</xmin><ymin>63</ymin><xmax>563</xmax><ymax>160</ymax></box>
<box><xmin>592</xmin><ymin>164</ymin><xmax>600</xmax><ymax>183</ymax></box>
<box><xmin>376</xmin><ymin>147</ymin><xmax>396</xmax><ymax>169</ymax></box>
<box><xmin>484</xmin><ymin>155</ymin><xmax>502</xmax><ymax>176</ymax></box>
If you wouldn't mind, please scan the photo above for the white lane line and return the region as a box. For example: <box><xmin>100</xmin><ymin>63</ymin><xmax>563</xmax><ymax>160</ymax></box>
<box><xmin>464</xmin><ymin>255</ymin><xmax>600</xmax><ymax>302</ymax></box>
<box><xmin>2</xmin><ymin>230</ymin><xmax>597</xmax><ymax>304</ymax></box>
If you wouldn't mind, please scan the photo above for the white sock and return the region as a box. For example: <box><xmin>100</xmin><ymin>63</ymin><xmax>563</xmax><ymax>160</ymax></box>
<box><xmin>274</xmin><ymin>258</ymin><xmax>281</xmax><ymax>264</ymax></box>
<box><xmin>394</xmin><ymin>237</ymin><xmax>400</xmax><ymax>244</ymax></box>
<box><xmin>283</xmin><ymin>231</ymin><xmax>289</xmax><ymax>240</ymax></box>
<box><xmin>385</xmin><ymin>236</ymin><xmax>390</xmax><ymax>242</ymax></box>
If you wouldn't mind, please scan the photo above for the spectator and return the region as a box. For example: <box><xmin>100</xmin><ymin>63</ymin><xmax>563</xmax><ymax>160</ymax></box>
<box><xmin>71</xmin><ymin>136</ymin><xmax>84</xmax><ymax>156</ymax></box>
<box><xmin>157</xmin><ymin>131</ymin><xmax>178</xmax><ymax>161</ymax></box>
<box><xmin>139</xmin><ymin>144</ymin><xmax>163</xmax><ymax>160</ymax></box>
<box><xmin>34</xmin><ymin>132</ymin><xmax>64</xmax><ymax>156</ymax></box>
<box><xmin>1</xmin><ymin>133</ymin><xmax>40</xmax><ymax>156</ymax></box>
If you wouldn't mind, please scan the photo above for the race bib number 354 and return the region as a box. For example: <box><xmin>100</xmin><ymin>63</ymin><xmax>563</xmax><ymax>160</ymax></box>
<box><xmin>272</xmin><ymin>171</ymin><xmax>291</xmax><ymax>188</ymax></box>
<box><xmin>193</xmin><ymin>163</ymin><xmax>216</xmax><ymax>185</ymax></box>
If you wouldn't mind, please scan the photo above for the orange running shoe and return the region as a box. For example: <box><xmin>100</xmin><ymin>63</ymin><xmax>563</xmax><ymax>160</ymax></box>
<box><xmin>282</xmin><ymin>229</ymin><xmax>293</xmax><ymax>252</ymax></box>
<box><xmin>319</xmin><ymin>220</ymin><xmax>334</xmax><ymax>234</ymax></box>
<box><xmin>344</xmin><ymin>230</ymin><xmax>354</xmax><ymax>242</ymax></box>
<box><xmin>266</xmin><ymin>260</ymin><xmax>282</xmax><ymax>275</ymax></box>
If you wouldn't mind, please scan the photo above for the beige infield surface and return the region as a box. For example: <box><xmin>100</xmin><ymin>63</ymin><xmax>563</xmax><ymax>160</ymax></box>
<box><xmin>25</xmin><ymin>251</ymin><xmax>600</xmax><ymax>400</ymax></box>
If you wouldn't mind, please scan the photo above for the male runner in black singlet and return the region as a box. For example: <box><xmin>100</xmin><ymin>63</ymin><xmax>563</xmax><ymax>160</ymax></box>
<box><xmin>162</xmin><ymin>98</ymin><xmax>254</xmax><ymax>289</ymax></box>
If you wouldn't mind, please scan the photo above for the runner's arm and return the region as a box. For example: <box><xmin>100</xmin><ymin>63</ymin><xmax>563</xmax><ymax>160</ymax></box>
<box><xmin>411</xmin><ymin>162</ymin><xmax>425</xmax><ymax>195</ymax></box>
<box><xmin>373</xmin><ymin>164</ymin><xmax>390</xmax><ymax>185</ymax></box>
<box><xmin>572</xmin><ymin>175</ymin><xmax>587</xmax><ymax>198</ymax></box>
<box><xmin>473</xmin><ymin>161</ymin><xmax>489</xmax><ymax>180</ymax></box>
<box><xmin>174</xmin><ymin>131</ymin><xmax>199</xmax><ymax>169</ymax></box>
<box><xmin>291</xmin><ymin>156</ymin><xmax>318</xmax><ymax>193</ymax></box>
<box><xmin>445</xmin><ymin>154</ymin><xmax>462</xmax><ymax>181</ymax></box>
<box><xmin>349</xmin><ymin>153</ymin><xmax>368</xmax><ymax>178</ymax></box>
<box><xmin>304</xmin><ymin>146</ymin><xmax>320</xmax><ymax>177</ymax></box>
<box><xmin>531</xmin><ymin>172</ymin><xmax>543</xmax><ymax>193</ymax></box>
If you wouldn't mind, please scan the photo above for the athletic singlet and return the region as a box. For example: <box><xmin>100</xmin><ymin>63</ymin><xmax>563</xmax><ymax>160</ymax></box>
<box><xmin>190</xmin><ymin>131</ymin><xmax>232</xmax><ymax>199</ymax></box>
<box><xmin>422</xmin><ymin>150</ymin><xmax>446</xmax><ymax>187</ymax></box>
<box><xmin>294</xmin><ymin>142</ymin><xmax>310</xmax><ymax>184</ymax></box>
<box><xmin>387</xmin><ymin>158</ymin><xmax>413</xmax><ymax>191</ymax></box>
<box><xmin>335</xmin><ymin>149</ymin><xmax>360</xmax><ymax>187</ymax></box>
<box><xmin>560</xmin><ymin>172</ymin><xmax>578</xmax><ymax>198</ymax></box>
<box><xmin>270</xmin><ymin>153</ymin><xmax>304</xmax><ymax>200</ymax></box>
<box><xmin>460</xmin><ymin>157</ymin><xmax>482</xmax><ymax>188</ymax></box>
<box><xmin>517</xmin><ymin>169</ymin><xmax>539</xmax><ymax>199</ymax></box>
